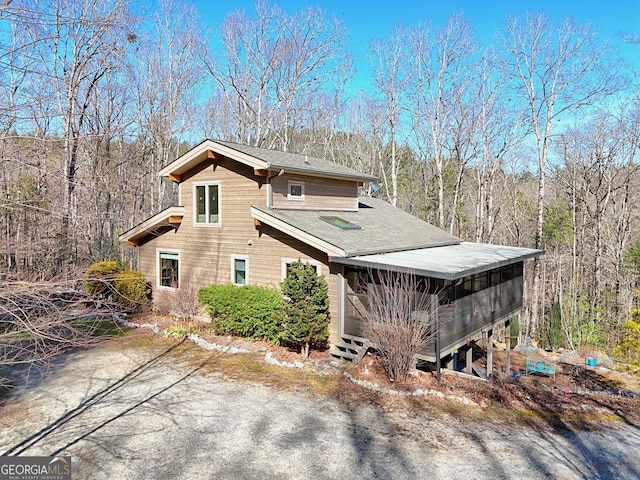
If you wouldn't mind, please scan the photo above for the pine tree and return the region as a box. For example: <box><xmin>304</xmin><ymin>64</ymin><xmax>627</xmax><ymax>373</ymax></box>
<box><xmin>280</xmin><ymin>261</ymin><xmax>330</xmax><ymax>358</ymax></box>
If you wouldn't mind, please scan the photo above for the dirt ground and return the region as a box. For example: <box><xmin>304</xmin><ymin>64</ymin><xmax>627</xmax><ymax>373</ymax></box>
<box><xmin>1</xmin><ymin>322</ymin><xmax>640</xmax><ymax>479</ymax></box>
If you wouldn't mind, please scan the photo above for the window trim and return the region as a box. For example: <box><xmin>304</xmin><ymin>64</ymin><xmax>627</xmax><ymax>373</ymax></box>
<box><xmin>157</xmin><ymin>249</ymin><xmax>180</xmax><ymax>291</ymax></box>
<box><xmin>287</xmin><ymin>181</ymin><xmax>305</xmax><ymax>201</ymax></box>
<box><xmin>231</xmin><ymin>255</ymin><xmax>249</xmax><ymax>286</ymax></box>
<box><xmin>281</xmin><ymin>258</ymin><xmax>321</xmax><ymax>280</ymax></box>
<box><xmin>193</xmin><ymin>181</ymin><xmax>221</xmax><ymax>226</ymax></box>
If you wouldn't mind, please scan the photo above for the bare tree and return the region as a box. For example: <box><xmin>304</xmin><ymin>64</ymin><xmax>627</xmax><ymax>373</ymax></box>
<box><xmin>130</xmin><ymin>0</ymin><xmax>204</xmax><ymax>214</ymax></box>
<box><xmin>498</xmin><ymin>12</ymin><xmax>621</xmax><ymax>337</ymax></box>
<box><xmin>204</xmin><ymin>0</ymin><xmax>351</xmax><ymax>150</ymax></box>
<box><xmin>360</xmin><ymin>270</ymin><xmax>439</xmax><ymax>382</ymax></box>
<box><xmin>0</xmin><ymin>278</ymin><xmax>111</xmax><ymax>387</ymax></box>
<box><xmin>472</xmin><ymin>50</ymin><xmax>522</xmax><ymax>243</ymax></box>
<box><xmin>555</xmin><ymin>108</ymin><xmax>640</xmax><ymax>348</ymax></box>
<box><xmin>369</xmin><ymin>24</ymin><xmax>410</xmax><ymax>207</ymax></box>
<box><xmin>80</xmin><ymin>71</ymin><xmax>133</xmax><ymax>262</ymax></box>
<box><xmin>0</xmin><ymin>6</ymin><xmax>29</xmax><ymax>137</ymax></box>
<box><xmin>408</xmin><ymin>13</ymin><xmax>479</xmax><ymax>230</ymax></box>
<box><xmin>12</xmin><ymin>0</ymin><xmax>136</xmax><ymax>271</ymax></box>
<box><xmin>336</xmin><ymin>92</ymin><xmax>388</xmax><ymax>178</ymax></box>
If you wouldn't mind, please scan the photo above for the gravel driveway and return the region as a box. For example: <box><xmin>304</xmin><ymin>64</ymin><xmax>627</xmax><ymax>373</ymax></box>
<box><xmin>1</xmin><ymin>338</ymin><xmax>640</xmax><ymax>479</ymax></box>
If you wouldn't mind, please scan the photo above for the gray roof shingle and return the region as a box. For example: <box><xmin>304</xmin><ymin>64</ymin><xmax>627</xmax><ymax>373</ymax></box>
<box><xmin>252</xmin><ymin>196</ymin><xmax>461</xmax><ymax>257</ymax></box>
<box><xmin>214</xmin><ymin>140</ymin><xmax>378</xmax><ymax>182</ymax></box>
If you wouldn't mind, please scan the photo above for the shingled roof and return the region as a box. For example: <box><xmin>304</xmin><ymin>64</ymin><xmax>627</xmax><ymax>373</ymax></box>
<box><xmin>251</xmin><ymin>196</ymin><xmax>461</xmax><ymax>258</ymax></box>
<box><xmin>159</xmin><ymin>139</ymin><xmax>378</xmax><ymax>183</ymax></box>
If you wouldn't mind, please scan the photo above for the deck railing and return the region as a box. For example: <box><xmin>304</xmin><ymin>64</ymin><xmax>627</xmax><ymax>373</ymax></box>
<box><xmin>421</xmin><ymin>276</ymin><xmax>523</xmax><ymax>357</ymax></box>
<box><xmin>343</xmin><ymin>276</ymin><xmax>523</xmax><ymax>359</ymax></box>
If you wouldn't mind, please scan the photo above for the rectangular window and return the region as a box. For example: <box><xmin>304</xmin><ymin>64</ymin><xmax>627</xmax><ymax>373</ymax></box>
<box><xmin>232</xmin><ymin>256</ymin><xmax>248</xmax><ymax>285</ymax></box>
<box><xmin>346</xmin><ymin>267</ymin><xmax>369</xmax><ymax>294</ymax></box>
<box><xmin>159</xmin><ymin>252</ymin><xmax>179</xmax><ymax>288</ymax></box>
<box><xmin>454</xmin><ymin>276</ymin><xmax>473</xmax><ymax>300</ymax></box>
<box><xmin>195</xmin><ymin>183</ymin><xmax>220</xmax><ymax>225</ymax></box>
<box><xmin>287</xmin><ymin>181</ymin><xmax>305</xmax><ymax>200</ymax></box>
<box><xmin>473</xmin><ymin>272</ymin><xmax>488</xmax><ymax>293</ymax></box>
<box><xmin>513</xmin><ymin>262</ymin><xmax>523</xmax><ymax>278</ymax></box>
<box><xmin>490</xmin><ymin>269</ymin><xmax>501</xmax><ymax>287</ymax></box>
<box><xmin>501</xmin><ymin>264</ymin><xmax>513</xmax><ymax>282</ymax></box>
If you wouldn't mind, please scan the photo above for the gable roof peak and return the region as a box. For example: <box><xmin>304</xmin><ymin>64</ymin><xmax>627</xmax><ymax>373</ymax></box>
<box><xmin>159</xmin><ymin>139</ymin><xmax>378</xmax><ymax>183</ymax></box>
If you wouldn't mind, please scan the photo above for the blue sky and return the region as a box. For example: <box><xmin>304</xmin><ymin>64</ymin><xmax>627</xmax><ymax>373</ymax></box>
<box><xmin>193</xmin><ymin>0</ymin><xmax>640</xmax><ymax>49</ymax></box>
<box><xmin>192</xmin><ymin>0</ymin><xmax>640</xmax><ymax>90</ymax></box>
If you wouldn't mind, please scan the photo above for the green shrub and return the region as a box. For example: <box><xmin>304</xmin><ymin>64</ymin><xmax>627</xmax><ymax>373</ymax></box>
<box><xmin>84</xmin><ymin>261</ymin><xmax>121</xmax><ymax>296</ymax></box>
<box><xmin>113</xmin><ymin>269</ymin><xmax>150</xmax><ymax>308</ymax></box>
<box><xmin>163</xmin><ymin>324</ymin><xmax>200</xmax><ymax>338</ymax></box>
<box><xmin>280</xmin><ymin>261</ymin><xmax>330</xmax><ymax>357</ymax></box>
<box><xmin>198</xmin><ymin>283</ymin><xmax>284</xmax><ymax>343</ymax></box>
<box><xmin>510</xmin><ymin>315</ymin><xmax>520</xmax><ymax>349</ymax></box>
<box><xmin>614</xmin><ymin>307</ymin><xmax>640</xmax><ymax>368</ymax></box>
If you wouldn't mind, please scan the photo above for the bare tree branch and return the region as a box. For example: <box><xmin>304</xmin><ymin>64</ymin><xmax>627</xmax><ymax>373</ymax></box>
<box><xmin>360</xmin><ymin>270</ymin><xmax>441</xmax><ymax>381</ymax></box>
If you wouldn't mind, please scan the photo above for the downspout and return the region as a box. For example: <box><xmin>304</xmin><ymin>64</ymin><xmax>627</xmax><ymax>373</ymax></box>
<box><xmin>266</xmin><ymin>169</ymin><xmax>285</xmax><ymax>208</ymax></box>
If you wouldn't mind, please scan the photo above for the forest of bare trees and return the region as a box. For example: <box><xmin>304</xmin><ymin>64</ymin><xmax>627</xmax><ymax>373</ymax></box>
<box><xmin>2</xmin><ymin>0</ymin><xmax>640</xmax><ymax>355</ymax></box>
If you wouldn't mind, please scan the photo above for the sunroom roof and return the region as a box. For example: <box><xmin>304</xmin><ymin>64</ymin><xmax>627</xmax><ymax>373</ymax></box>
<box><xmin>330</xmin><ymin>242</ymin><xmax>543</xmax><ymax>280</ymax></box>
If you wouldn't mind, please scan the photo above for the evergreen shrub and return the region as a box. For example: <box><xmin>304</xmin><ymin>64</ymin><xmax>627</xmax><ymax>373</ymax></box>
<box><xmin>280</xmin><ymin>261</ymin><xmax>330</xmax><ymax>357</ymax></box>
<box><xmin>84</xmin><ymin>261</ymin><xmax>121</xmax><ymax>296</ymax></box>
<box><xmin>198</xmin><ymin>284</ymin><xmax>285</xmax><ymax>343</ymax></box>
<box><xmin>113</xmin><ymin>269</ymin><xmax>150</xmax><ymax>308</ymax></box>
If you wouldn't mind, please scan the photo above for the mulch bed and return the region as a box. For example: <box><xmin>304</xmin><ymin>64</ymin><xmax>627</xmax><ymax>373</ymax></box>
<box><xmin>122</xmin><ymin>312</ymin><xmax>640</xmax><ymax>423</ymax></box>
<box><xmin>124</xmin><ymin>311</ymin><xmax>330</xmax><ymax>363</ymax></box>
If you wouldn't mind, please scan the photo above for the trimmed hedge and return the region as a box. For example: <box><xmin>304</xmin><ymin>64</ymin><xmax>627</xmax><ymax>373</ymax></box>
<box><xmin>198</xmin><ymin>283</ymin><xmax>285</xmax><ymax>344</ymax></box>
<box><xmin>84</xmin><ymin>262</ymin><xmax>149</xmax><ymax>310</ymax></box>
<box><xmin>84</xmin><ymin>261</ymin><xmax>121</xmax><ymax>296</ymax></box>
<box><xmin>113</xmin><ymin>269</ymin><xmax>150</xmax><ymax>308</ymax></box>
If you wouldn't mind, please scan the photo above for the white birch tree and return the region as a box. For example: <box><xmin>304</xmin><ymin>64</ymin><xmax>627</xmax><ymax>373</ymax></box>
<box><xmin>203</xmin><ymin>0</ymin><xmax>351</xmax><ymax>150</ymax></box>
<box><xmin>408</xmin><ymin>13</ymin><xmax>479</xmax><ymax>229</ymax></box>
<box><xmin>498</xmin><ymin>12</ymin><xmax>621</xmax><ymax>336</ymax></box>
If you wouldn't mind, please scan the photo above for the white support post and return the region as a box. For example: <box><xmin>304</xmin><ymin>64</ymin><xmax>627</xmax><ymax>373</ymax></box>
<box><xmin>466</xmin><ymin>344</ymin><xmax>473</xmax><ymax>374</ymax></box>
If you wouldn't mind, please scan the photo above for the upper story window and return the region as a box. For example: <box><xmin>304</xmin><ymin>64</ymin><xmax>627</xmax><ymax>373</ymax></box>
<box><xmin>287</xmin><ymin>181</ymin><xmax>305</xmax><ymax>201</ymax></box>
<box><xmin>195</xmin><ymin>183</ymin><xmax>220</xmax><ymax>225</ymax></box>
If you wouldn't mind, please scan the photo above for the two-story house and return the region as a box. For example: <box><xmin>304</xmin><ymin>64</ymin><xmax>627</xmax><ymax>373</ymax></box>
<box><xmin>120</xmin><ymin>139</ymin><xmax>542</xmax><ymax>376</ymax></box>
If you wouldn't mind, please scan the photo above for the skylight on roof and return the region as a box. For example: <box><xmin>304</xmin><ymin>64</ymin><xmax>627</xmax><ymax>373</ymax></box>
<box><xmin>320</xmin><ymin>216</ymin><xmax>360</xmax><ymax>230</ymax></box>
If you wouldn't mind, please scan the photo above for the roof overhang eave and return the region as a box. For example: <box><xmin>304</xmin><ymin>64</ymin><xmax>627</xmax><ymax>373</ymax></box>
<box><xmin>266</xmin><ymin>165</ymin><xmax>378</xmax><ymax>183</ymax></box>
<box><xmin>119</xmin><ymin>206</ymin><xmax>185</xmax><ymax>245</ymax></box>
<box><xmin>330</xmin><ymin>248</ymin><xmax>544</xmax><ymax>280</ymax></box>
<box><xmin>159</xmin><ymin>139</ymin><xmax>267</xmax><ymax>180</ymax></box>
